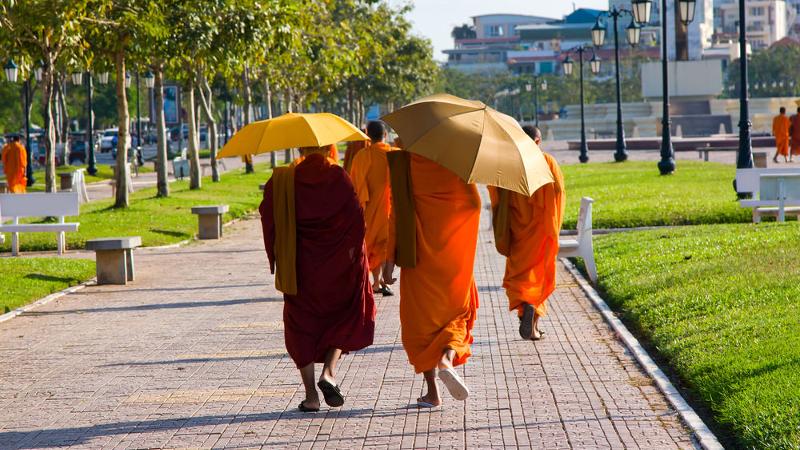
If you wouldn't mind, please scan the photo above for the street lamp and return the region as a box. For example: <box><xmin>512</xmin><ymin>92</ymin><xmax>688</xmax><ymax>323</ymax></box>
<box><xmin>135</xmin><ymin>71</ymin><xmax>142</xmax><ymax>166</ymax></box>
<box><xmin>124</xmin><ymin>72</ymin><xmax>132</xmax><ymax>89</ymax></box>
<box><xmin>593</xmin><ymin>6</ymin><xmax>642</xmax><ymax>163</ymax></box>
<box><xmin>4</xmin><ymin>59</ymin><xmax>18</xmax><ymax>82</ymax></box>
<box><xmin>734</xmin><ymin>0</ymin><xmax>754</xmax><ymax>190</ymax></box>
<box><xmin>97</xmin><ymin>72</ymin><xmax>109</xmax><ymax>85</ymax></box>
<box><xmin>525</xmin><ymin>76</ymin><xmax>548</xmax><ymax>127</ymax></box>
<box><xmin>633</xmin><ymin>0</ymin><xmax>696</xmax><ymax>175</ymax></box>
<box><xmin>70</xmin><ymin>71</ymin><xmax>83</xmax><ymax>86</ymax></box>
<box><xmin>84</xmin><ymin>71</ymin><xmax>97</xmax><ymax>176</ymax></box>
<box><xmin>562</xmin><ymin>46</ymin><xmax>600</xmax><ymax>163</ymax></box>
<box><xmin>144</xmin><ymin>70</ymin><xmax>155</xmax><ymax>89</ymax></box>
<box><xmin>5</xmin><ymin>59</ymin><xmax>36</xmax><ymax>186</ymax></box>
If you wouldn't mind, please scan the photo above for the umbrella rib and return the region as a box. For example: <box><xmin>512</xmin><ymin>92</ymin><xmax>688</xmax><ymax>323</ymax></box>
<box><xmin>466</xmin><ymin>109</ymin><xmax>489</xmax><ymax>183</ymax></box>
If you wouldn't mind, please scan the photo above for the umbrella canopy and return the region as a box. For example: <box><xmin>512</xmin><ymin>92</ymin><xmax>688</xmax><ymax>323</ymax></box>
<box><xmin>382</xmin><ymin>93</ymin><xmax>554</xmax><ymax>196</ymax></box>
<box><xmin>217</xmin><ymin>112</ymin><xmax>368</xmax><ymax>158</ymax></box>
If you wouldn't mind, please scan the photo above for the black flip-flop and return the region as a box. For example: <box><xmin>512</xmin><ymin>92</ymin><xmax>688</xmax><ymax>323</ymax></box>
<box><xmin>298</xmin><ymin>401</ymin><xmax>319</xmax><ymax>412</ymax></box>
<box><xmin>317</xmin><ymin>379</ymin><xmax>345</xmax><ymax>407</ymax></box>
<box><xmin>531</xmin><ymin>329</ymin><xmax>546</xmax><ymax>341</ymax></box>
<box><xmin>380</xmin><ymin>286</ymin><xmax>394</xmax><ymax>296</ymax></box>
<box><xmin>519</xmin><ymin>304</ymin><xmax>534</xmax><ymax>340</ymax></box>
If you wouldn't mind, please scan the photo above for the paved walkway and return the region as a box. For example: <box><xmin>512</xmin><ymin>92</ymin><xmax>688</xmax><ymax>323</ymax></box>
<box><xmin>0</xmin><ymin>211</ymin><xmax>697</xmax><ymax>449</ymax></box>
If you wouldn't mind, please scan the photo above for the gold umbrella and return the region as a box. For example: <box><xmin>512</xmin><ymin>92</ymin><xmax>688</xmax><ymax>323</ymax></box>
<box><xmin>217</xmin><ymin>112</ymin><xmax>368</xmax><ymax>158</ymax></box>
<box><xmin>382</xmin><ymin>93</ymin><xmax>554</xmax><ymax>196</ymax></box>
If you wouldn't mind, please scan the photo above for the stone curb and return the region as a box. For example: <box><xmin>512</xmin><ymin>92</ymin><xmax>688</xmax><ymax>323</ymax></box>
<box><xmin>0</xmin><ymin>279</ymin><xmax>95</xmax><ymax>325</ymax></box>
<box><xmin>561</xmin><ymin>258</ymin><xmax>723</xmax><ymax>450</ymax></box>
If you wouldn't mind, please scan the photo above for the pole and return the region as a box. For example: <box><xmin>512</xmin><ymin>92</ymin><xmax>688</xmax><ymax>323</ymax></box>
<box><xmin>579</xmin><ymin>47</ymin><xmax>589</xmax><ymax>163</ymax></box>
<box><xmin>736</xmin><ymin>0</ymin><xmax>753</xmax><ymax>177</ymax></box>
<box><xmin>658</xmin><ymin>0</ymin><xmax>675</xmax><ymax>174</ymax></box>
<box><xmin>86</xmin><ymin>72</ymin><xmax>97</xmax><ymax>176</ymax></box>
<box><xmin>23</xmin><ymin>79</ymin><xmax>35</xmax><ymax>186</ymax></box>
<box><xmin>534</xmin><ymin>76</ymin><xmax>540</xmax><ymax>128</ymax></box>
<box><xmin>613</xmin><ymin>10</ymin><xmax>628</xmax><ymax>162</ymax></box>
<box><xmin>136</xmin><ymin>72</ymin><xmax>142</xmax><ymax>166</ymax></box>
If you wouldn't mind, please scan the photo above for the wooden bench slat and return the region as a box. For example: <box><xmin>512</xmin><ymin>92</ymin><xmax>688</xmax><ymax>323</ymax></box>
<box><xmin>0</xmin><ymin>224</ymin><xmax>79</xmax><ymax>233</ymax></box>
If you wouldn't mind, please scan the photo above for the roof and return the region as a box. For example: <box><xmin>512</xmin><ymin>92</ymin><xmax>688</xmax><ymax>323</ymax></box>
<box><xmin>506</xmin><ymin>47</ymin><xmax>660</xmax><ymax>65</ymax></box>
<box><xmin>771</xmin><ymin>36</ymin><xmax>800</xmax><ymax>49</ymax></box>
<box><xmin>516</xmin><ymin>23</ymin><xmax>593</xmax><ymax>41</ymax></box>
<box><xmin>564</xmin><ymin>8</ymin><xmax>603</xmax><ymax>24</ymax></box>
<box><xmin>471</xmin><ymin>13</ymin><xmax>556</xmax><ymax>21</ymax></box>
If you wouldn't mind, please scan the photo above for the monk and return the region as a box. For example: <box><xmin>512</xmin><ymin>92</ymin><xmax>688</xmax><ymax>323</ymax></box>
<box><xmin>343</xmin><ymin>128</ymin><xmax>368</xmax><ymax>172</ymax></box>
<box><xmin>488</xmin><ymin>126</ymin><xmax>565</xmax><ymax>341</ymax></box>
<box><xmin>385</xmin><ymin>151</ymin><xmax>481</xmax><ymax>407</ymax></box>
<box><xmin>773</xmin><ymin>107</ymin><xmax>790</xmax><ymax>163</ymax></box>
<box><xmin>790</xmin><ymin>107</ymin><xmax>800</xmax><ymax>162</ymax></box>
<box><xmin>1</xmin><ymin>135</ymin><xmax>28</xmax><ymax>193</ymax></box>
<box><xmin>259</xmin><ymin>146</ymin><xmax>376</xmax><ymax>413</ymax></box>
<box><xmin>349</xmin><ymin>121</ymin><xmax>394</xmax><ymax>295</ymax></box>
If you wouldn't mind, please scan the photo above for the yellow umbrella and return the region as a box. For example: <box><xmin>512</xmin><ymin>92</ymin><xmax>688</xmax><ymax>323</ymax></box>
<box><xmin>382</xmin><ymin>93</ymin><xmax>554</xmax><ymax>196</ymax></box>
<box><xmin>217</xmin><ymin>112</ymin><xmax>368</xmax><ymax>158</ymax></box>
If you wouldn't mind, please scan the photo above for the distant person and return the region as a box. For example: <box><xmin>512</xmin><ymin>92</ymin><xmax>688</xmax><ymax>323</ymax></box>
<box><xmin>773</xmin><ymin>107</ymin><xmax>790</xmax><ymax>163</ymax></box>
<box><xmin>790</xmin><ymin>107</ymin><xmax>800</xmax><ymax>162</ymax></box>
<box><xmin>385</xmin><ymin>150</ymin><xmax>481</xmax><ymax>407</ymax></box>
<box><xmin>1</xmin><ymin>135</ymin><xmax>28</xmax><ymax>193</ymax></box>
<box><xmin>488</xmin><ymin>125</ymin><xmax>565</xmax><ymax>341</ymax></box>
<box><xmin>349</xmin><ymin>121</ymin><xmax>395</xmax><ymax>295</ymax></box>
<box><xmin>259</xmin><ymin>145</ymin><xmax>376</xmax><ymax>412</ymax></box>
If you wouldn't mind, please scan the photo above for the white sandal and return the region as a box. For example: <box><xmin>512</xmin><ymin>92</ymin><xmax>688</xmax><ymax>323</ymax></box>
<box><xmin>437</xmin><ymin>367</ymin><xmax>469</xmax><ymax>401</ymax></box>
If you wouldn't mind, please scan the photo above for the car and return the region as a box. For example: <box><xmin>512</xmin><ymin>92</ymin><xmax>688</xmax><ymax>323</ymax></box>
<box><xmin>100</xmin><ymin>129</ymin><xmax>117</xmax><ymax>152</ymax></box>
<box><xmin>68</xmin><ymin>132</ymin><xmax>87</xmax><ymax>165</ymax></box>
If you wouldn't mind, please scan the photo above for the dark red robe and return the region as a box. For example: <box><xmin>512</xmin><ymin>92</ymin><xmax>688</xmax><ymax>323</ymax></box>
<box><xmin>259</xmin><ymin>153</ymin><xmax>376</xmax><ymax>368</ymax></box>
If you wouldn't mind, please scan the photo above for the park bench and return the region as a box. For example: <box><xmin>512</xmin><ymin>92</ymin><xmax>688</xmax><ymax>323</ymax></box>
<box><xmin>110</xmin><ymin>163</ymin><xmax>135</xmax><ymax>197</ymax></box>
<box><xmin>736</xmin><ymin>168</ymin><xmax>800</xmax><ymax>222</ymax></box>
<box><xmin>191</xmin><ymin>205</ymin><xmax>229</xmax><ymax>239</ymax></box>
<box><xmin>200</xmin><ymin>159</ymin><xmax>227</xmax><ymax>176</ymax></box>
<box><xmin>85</xmin><ymin>237</ymin><xmax>141</xmax><ymax>285</ymax></box>
<box><xmin>559</xmin><ymin>197</ymin><xmax>597</xmax><ymax>283</ymax></box>
<box><xmin>0</xmin><ymin>192</ymin><xmax>80</xmax><ymax>256</ymax></box>
<box><xmin>60</xmin><ymin>169</ymin><xmax>90</xmax><ymax>204</ymax></box>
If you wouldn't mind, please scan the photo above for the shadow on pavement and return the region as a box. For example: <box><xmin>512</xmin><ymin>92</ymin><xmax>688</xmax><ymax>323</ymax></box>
<box><xmin>19</xmin><ymin>296</ymin><xmax>281</xmax><ymax>316</ymax></box>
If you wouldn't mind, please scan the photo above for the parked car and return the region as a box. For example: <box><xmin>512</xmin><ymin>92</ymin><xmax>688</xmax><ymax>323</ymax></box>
<box><xmin>100</xmin><ymin>129</ymin><xmax>117</xmax><ymax>152</ymax></box>
<box><xmin>68</xmin><ymin>132</ymin><xmax>87</xmax><ymax>165</ymax></box>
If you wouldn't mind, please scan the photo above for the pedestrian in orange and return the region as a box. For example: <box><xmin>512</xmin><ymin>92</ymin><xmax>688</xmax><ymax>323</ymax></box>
<box><xmin>773</xmin><ymin>107</ymin><xmax>790</xmax><ymax>163</ymax></box>
<box><xmin>1</xmin><ymin>135</ymin><xmax>28</xmax><ymax>193</ymax></box>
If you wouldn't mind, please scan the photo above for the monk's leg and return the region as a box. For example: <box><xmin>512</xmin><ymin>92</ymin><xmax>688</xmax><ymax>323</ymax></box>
<box><xmin>371</xmin><ymin>267</ymin><xmax>382</xmax><ymax>291</ymax></box>
<box><xmin>320</xmin><ymin>347</ymin><xmax>343</xmax><ymax>386</ymax></box>
<box><xmin>418</xmin><ymin>370</ymin><xmax>442</xmax><ymax>407</ymax></box>
<box><xmin>299</xmin><ymin>363</ymin><xmax>320</xmax><ymax>410</ymax></box>
<box><xmin>438</xmin><ymin>348</ymin><xmax>456</xmax><ymax>370</ymax></box>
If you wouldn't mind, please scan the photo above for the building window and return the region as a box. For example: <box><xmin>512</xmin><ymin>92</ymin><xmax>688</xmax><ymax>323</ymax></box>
<box><xmin>750</xmin><ymin>7</ymin><xmax>764</xmax><ymax>16</ymax></box>
<box><xmin>487</xmin><ymin>25</ymin><xmax>504</xmax><ymax>37</ymax></box>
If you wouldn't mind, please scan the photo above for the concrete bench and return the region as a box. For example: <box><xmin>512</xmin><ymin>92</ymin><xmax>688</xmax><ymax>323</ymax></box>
<box><xmin>85</xmin><ymin>237</ymin><xmax>142</xmax><ymax>285</ymax></box>
<box><xmin>736</xmin><ymin>168</ymin><xmax>800</xmax><ymax>222</ymax></box>
<box><xmin>559</xmin><ymin>197</ymin><xmax>597</xmax><ymax>283</ymax></box>
<box><xmin>191</xmin><ymin>205</ymin><xmax>229</xmax><ymax>239</ymax></box>
<box><xmin>0</xmin><ymin>192</ymin><xmax>80</xmax><ymax>255</ymax></box>
<box><xmin>200</xmin><ymin>159</ymin><xmax>227</xmax><ymax>176</ymax></box>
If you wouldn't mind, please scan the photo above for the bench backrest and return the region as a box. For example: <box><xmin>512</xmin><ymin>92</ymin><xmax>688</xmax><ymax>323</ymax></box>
<box><xmin>0</xmin><ymin>192</ymin><xmax>80</xmax><ymax>220</ymax></box>
<box><xmin>736</xmin><ymin>168</ymin><xmax>800</xmax><ymax>195</ymax></box>
<box><xmin>576</xmin><ymin>197</ymin><xmax>594</xmax><ymax>242</ymax></box>
<box><xmin>759</xmin><ymin>175</ymin><xmax>800</xmax><ymax>200</ymax></box>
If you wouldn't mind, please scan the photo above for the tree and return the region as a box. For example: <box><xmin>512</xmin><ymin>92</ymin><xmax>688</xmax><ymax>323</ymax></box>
<box><xmin>451</xmin><ymin>24</ymin><xmax>476</xmax><ymax>40</ymax></box>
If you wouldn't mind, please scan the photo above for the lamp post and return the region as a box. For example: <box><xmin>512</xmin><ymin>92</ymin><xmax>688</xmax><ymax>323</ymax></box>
<box><xmin>593</xmin><ymin>7</ymin><xmax>642</xmax><ymax>163</ymax></box>
<box><xmin>84</xmin><ymin>71</ymin><xmax>98</xmax><ymax>176</ymax></box>
<box><xmin>735</xmin><ymin>0</ymin><xmax>753</xmax><ymax>180</ymax></box>
<box><xmin>4</xmin><ymin>59</ymin><xmax>37</xmax><ymax>187</ymax></box>
<box><xmin>633</xmin><ymin>0</ymin><xmax>697</xmax><ymax>175</ymax></box>
<box><xmin>562</xmin><ymin>46</ymin><xmax>601</xmax><ymax>163</ymax></box>
<box><xmin>135</xmin><ymin>72</ymin><xmax>142</xmax><ymax>166</ymax></box>
<box><xmin>526</xmin><ymin>76</ymin><xmax>548</xmax><ymax>127</ymax></box>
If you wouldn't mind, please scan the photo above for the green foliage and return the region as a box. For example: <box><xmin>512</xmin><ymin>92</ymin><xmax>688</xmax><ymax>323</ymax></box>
<box><xmin>0</xmin><ymin>257</ymin><xmax>95</xmax><ymax>312</ymax></box>
<box><xmin>561</xmin><ymin>161</ymin><xmax>750</xmax><ymax>229</ymax></box>
<box><xmin>1</xmin><ymin>163</ymin><xmax>271</xmax><ymax>253</ymax></box>
<box><xmin>592</xmin><ymin>223</ymin><xmax>800</xmax><ymax>448</ymax></box>
<box><xmin>725</xmin><ymin>44</ymin><xmax>800</xmax><ymax>98</ymax></box>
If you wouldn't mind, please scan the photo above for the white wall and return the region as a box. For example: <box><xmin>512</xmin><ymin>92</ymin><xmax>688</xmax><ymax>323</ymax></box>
<box><xmin>641</xmin><ymin>60</ymin><xmax>723</xmax><ymax>99</ymax></box>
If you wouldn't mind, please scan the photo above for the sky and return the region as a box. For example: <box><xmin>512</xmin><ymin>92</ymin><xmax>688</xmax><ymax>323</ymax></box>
<box><xmin>390</xmin><ymin>0</ymin><xmax>608</xmax><ymax>61</ymax></box>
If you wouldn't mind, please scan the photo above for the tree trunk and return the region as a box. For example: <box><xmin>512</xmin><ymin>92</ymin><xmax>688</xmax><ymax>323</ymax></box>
<box><xmin>58</xmin><ymin>76</ymin><xmax>70</xmax><ymax>165</ymax></box>
<box><xmin>154</xmin><ymin>64</ymin><xmax>169</xmax><ymax>197</ymax></box>
<box><xmin>241</xmin><ymin>66</ymin><xmax>254</xmax><ymax>174</ymax></box>
<box><xmin>43</xmin><ymin>64</ymin><xmax>57</xmax><ymax>192</ymax></box>
<box><xmin>197</xmin><ymin>72</ymin><xmax>219</xmax><ymax>182</ymax></box>
<box><xmin>114</xmin><ymin>50</ymin><xmax>131</xmax><ymax>208</ymax></box>
<box><xmin>186</xmin><ymin>79</ymin><xmax>201</xmax><ymax>189</ymax></box>
<box><xmin>264</xmin><ymin>77</ymin><xmax>275</xmax><ymax>169</ymax></box>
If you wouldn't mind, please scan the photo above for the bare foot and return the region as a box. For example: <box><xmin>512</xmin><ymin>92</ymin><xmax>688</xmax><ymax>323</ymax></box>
<box><xmin>301</xmin><ymin>395</ymin><xmax>320</xmax><ymax>411</ymax></box>
<box><xmin>319</xmin><ymin>372</ymin><xmax>337</xmax><ymax>387</ymax></box>
<box><xmin>417</xmin><ymin>392</ymin><xmax>441</xmax><ymax>407</ymax></box>
<box><xmin>437</xmin><ymin>353</ymin><xmax>453</xmax><ymax>371</ymax></box>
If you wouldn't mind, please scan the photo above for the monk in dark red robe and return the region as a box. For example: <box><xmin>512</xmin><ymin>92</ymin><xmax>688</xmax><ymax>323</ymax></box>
<box><xmin>260</xmin><ymin>147</ymin><xmax>375</xmax><ymax>412</ymax></box>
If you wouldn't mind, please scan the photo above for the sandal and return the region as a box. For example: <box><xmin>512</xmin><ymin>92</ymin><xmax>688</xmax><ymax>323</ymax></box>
<box><xmin>519</xmin><ymin>304</ymin><xmax>534</xmax><ymax>340</ymax></box>
<box><xmin>317</xmin><ymin>379</ymin><xmax>345</xmax><ymax>407</ymax></box>
<box><xmin>298</xmin><ymin>400</ymin><xmax>319</xmax><ymax>412</ymax></box>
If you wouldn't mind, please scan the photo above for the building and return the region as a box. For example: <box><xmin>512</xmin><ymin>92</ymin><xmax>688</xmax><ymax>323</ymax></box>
<box><xmin>444</xmin><ymin>14</ymin><xmax>553</xmax><ymax>73</ymax></box>
<box><xmin>714</xmin><ymin>0</ymin><xmax>788</xmax><ymax>49</ymax></box>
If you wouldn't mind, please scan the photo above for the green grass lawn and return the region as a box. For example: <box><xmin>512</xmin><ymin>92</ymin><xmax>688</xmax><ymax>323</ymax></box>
<box><xmin>591</xmin><ymin>223</ymin><xmax>800</xmax><ymax>448</ymax></box>
<box><xmin>2</xmin><ymin>164</ymin><xmax>271</xmax><ymax>253</ymax></box>
<box><xmin>0</xmin><ymin>257</ymin><xmax>96</xmax><ymax>312</ymax></box>
<box><xmin>562</xmin><ymin>161</ymin><xmax>751</xmax><ymax>229</ymax></box>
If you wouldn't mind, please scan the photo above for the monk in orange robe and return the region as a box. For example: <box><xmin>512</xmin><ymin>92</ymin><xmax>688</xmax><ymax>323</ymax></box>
<box><xmin>385</xmin><ymin>151</ymin><xmax>480</xmax><ymax>407</ymax></box>
<box><xmin>260</xmin><ymin>146</ymin><xmax>376</xmax><ymax>413</ymax></box>
<box><xmin>349</xmin><ymin>121</ymin><xmax>394</xmax><ymax>295</ymax></box>
<box><xmin>1</xmin><ymin>135</ymin><xmax>28</xmax><ymax>193</ymax></box>
<box><xmin>488</xmin><ymin>126</ymin><xmax>565</xmax><ymax>341</ymax></box>
<box><xmin>343</xmin><ymin>129</ymin><xmax>368</xmax><ymax>172</ymax></box>
<box><xmin>789</xmin><ymin>107</ymin><xmax>800</xmax><ymax>162</ymax></box>
<box><xmin>773</xmin><ymin>107</ymin><xmax>790</xmax><ymax>163</ymax></box>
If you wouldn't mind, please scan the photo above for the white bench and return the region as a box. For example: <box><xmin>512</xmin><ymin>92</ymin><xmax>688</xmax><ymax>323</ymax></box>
<box><xmin>736</xmin><ymin>168</ymin><xmax>800</xmax><ymax>222</ymax></box>
<box><xmin>0</xmin><ymin>192</ymin><xmax>81</xmax><ymax>255</ymax></box>
<box><xmin>559</xmin><ymin>197</ymin><xmax>597</xmax><ymax>283</ymax></box>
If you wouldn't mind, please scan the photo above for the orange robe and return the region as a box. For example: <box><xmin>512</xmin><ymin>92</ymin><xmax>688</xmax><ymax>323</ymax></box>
<box><xmin>790</xmin><ymin>115</ymin><xmax>800</xmax><ymax>156</ymax></box>
<box><xmin>488</xmin><ymin>153</ymin><xmax>565</xmax><ymax>317</ymax></box>
<box><xmin>343</xmin><ymin>139</ymin><xmax>369</xmax><ymax>172</ymax></box>
<box><xmin>349</xmin><ymin>142</ymin><xmax>393</xmax><ymax>271</ymax></box>
<box><xmin>1</xmin><ymin>142</ymin><xmax>28</xmax><ymax>193</ymax></box>
<box><xmin>773</xmin><ymin>115</ymin><xmax>790</xmax><ymax>157</ymax></box>
<box><xmin>391</xmin><ymin>153</ymin><xmax>481</xmax><ymax>374</ymax></box>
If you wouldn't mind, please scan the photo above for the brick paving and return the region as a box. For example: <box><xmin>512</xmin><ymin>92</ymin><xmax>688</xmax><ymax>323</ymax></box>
<box><xmin>0</xmin><ymin>206</ymin><xmax>697</xmax><ymax>449</ymax></box>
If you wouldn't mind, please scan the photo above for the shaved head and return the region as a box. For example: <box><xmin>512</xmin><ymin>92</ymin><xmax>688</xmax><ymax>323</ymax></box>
<box><xmin>521</xmin><ymin>125</ymin><xmax>542</xmax><ymax>145</ymax></box>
